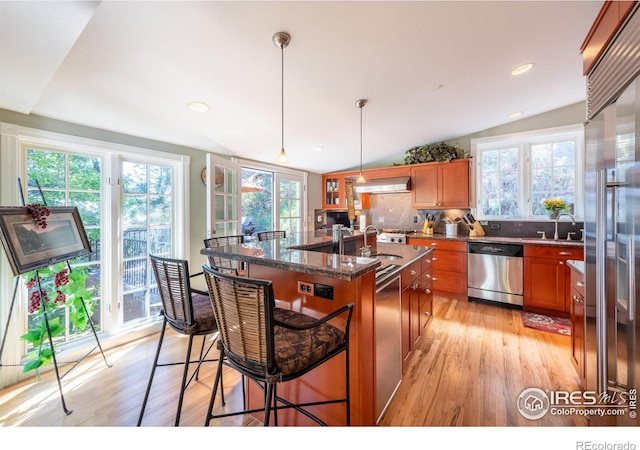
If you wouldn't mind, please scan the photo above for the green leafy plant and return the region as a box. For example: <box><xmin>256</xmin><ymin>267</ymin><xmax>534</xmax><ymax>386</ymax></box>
<box><xmin>403</xmin><ymin>142</ymin><xmax>469</xmax><ymax>165</ymax></box>
<box><xmin>21</xmin><ymin>263</ymin><xmax>95</xmax><ymax>374</ymax></box>
<box><xmin>18</xmin><ymin>203</ymin><xmax>96</xmax><ymax>374</ymax></box>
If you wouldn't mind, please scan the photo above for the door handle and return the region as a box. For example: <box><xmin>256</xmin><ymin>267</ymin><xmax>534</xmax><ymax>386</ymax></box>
<box><xmin>628</xmin><ymin>235</ymin><xmax>635</xmax><ymax>322</ymax></box>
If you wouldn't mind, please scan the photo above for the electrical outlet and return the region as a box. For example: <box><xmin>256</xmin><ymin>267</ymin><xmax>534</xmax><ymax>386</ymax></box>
<box><xmin>413</xmin><ymin>215</ymin><xmax>419</xmax><ymax>223</ymax></box>
<box><xmin>378</xmin><ymin>216</ymin><xmax>384</xmax><ymax>223</ymax></box>
<box><xmin>297</xmin><ymin>281</ymin><xmax>314</xmax><ymax>296</ymax></box>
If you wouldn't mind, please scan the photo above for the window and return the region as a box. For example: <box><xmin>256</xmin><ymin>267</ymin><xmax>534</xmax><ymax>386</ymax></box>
<box><xmin>121</xmin><ymin>162</ymin><xmax>174</xmax><ymax>325</ymax></box>
<box><xmin>0</xmin><ymin>124</ymin><xmax>187</xmax><ymax>388</ymax></box>
<box><xmin>25</xmin><ymin>148</ymin><xmax>103</xmax><ymax>344</ymax></box>
<box><xmin>206</xmin><ymin>157</ymin><xmax>307</xmax><ymax>241</ymax></box>
<box><xmin>472</xmin><ymin>124</ymin><xmax>584</xmax><ymax>219</ymax></box>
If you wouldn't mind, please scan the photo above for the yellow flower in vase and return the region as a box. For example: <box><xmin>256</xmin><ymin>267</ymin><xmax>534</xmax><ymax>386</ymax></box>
<box><xmin>542</xmin><ymin>198</ymin><xmax>569</xmax><ymax>218</ymax></box>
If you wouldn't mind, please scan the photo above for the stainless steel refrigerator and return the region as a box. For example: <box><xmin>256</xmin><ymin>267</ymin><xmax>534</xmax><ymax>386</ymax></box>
<box><xmin>584</xmin><ymin>5</ymin><xmax>639</xmax><ymax>426</ymax></box>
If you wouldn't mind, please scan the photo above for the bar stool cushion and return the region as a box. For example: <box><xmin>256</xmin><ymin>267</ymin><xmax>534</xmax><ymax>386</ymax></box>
<box><xmin>272</xmin><ymin>308</ymin><xmax>345</xmax><ymax>376</ymax></box>
<box><xmin>168</xmin><ymin>292</ymin><xmax>218</xmax><ymax>335</ymax></box>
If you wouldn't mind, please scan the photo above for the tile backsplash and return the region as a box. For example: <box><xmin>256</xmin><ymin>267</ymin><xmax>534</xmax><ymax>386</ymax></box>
<box><xmin>359</xmin><ymin>192</ymin><xmax>584</xmax><ymax>241</ymax></box>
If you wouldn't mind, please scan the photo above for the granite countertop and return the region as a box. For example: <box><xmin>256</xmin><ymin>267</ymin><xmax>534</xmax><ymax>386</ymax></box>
<box><xmin>567</xmin><ymin>259</ymin><xmax>585</xmax><ymax>275</ymax></box>
<box><xmin>407</xmin><ymin>231</ymin><xmax>585</xmax><ymax>248</ymax></box>
<box><xmin>200</xmin><ymin>230</ymin><xmax>430</xmax><ymax>281</ymax></box>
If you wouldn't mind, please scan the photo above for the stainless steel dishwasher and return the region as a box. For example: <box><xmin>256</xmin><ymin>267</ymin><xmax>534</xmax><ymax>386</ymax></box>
<box><xmin>375</xmin><ymin>272</ymin><xmax>402</xmax><ymax>423</ymax></box>
<box><xmin>467</xmin><ymin>242</ymin><xmax>524</xmax><ymax>307</ymax></box>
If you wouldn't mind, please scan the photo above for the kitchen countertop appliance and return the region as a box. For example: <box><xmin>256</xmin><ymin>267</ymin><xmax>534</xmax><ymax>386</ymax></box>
<box><xmin>467</xmin><ymin>242</ymin><xmax>524</xmax><ymax>307</ymax></box>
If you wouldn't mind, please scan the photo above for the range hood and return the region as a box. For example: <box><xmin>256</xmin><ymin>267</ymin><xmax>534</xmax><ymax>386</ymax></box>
<box><xmin>354</xmin><ymin>176</ymin><xmax>411</xmax><ymax>194</ymax></box>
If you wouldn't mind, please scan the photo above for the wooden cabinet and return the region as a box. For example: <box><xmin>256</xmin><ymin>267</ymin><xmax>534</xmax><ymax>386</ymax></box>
<box><xmin>523</xmin><ymin>245</ymin><xmax>584</xmax><ymax>317</ymax></box>
<box><xmin>322</xmin><ymin>173</ymin><xmax>370</xmax><ymax>210</ymax></box>
<box><xmin>569</xmin><ymin>263</ymin><xmax>586</xmax><ymax>387</ymax></box>
<box><xmin>400</xmin><ymin>258</ymin><xmax>421</xmax><ymax>373</ymax></box>
<box><xmin>399</xmin><ymin>252</ymin><xmax>433</xmax><ymax>374</ymax></box>
<box><xmin>408</xmin><ymin>238</ymin><xmax>467</xmax><ymax>298</ymax></box>
<box><xmin>410</xmin><ymin>159</ymin><xmax>470</xmax><ymax>209</ymax></box>
<box><xmin>419</xmin><ymin>251</ymin><xmax>433</xmax><ymax>331</ymax></box>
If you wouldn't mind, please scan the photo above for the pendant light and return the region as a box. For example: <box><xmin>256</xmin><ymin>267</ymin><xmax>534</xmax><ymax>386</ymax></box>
<box><xmin>273</xmin><ymin>32</ymin><xmax>290</xmax><ymax>164</ymax></box>
<box><xmin>355</xmin><ymin>99</ymin><xmax>368</xmax><ymax>183</ymax></box>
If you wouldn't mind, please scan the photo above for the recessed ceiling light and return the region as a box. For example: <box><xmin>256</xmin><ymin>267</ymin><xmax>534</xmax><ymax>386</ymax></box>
<box><xmin>511</xmin><ymin>63</ymin><xmax>534</xmax><ymax>76</ymax></box>
<box><xmin>188</xmin><ymin>102</ymin><xmax>210</xmax><ymax>112</ymax></box>
<box><xmin>313</xmin><ymin>146</ymin><xmax>324</xmax><ymax>152</ymax></box>
<box><xmin>508</xmin><ymin>111</ymin><xmax>523</xmax><ymax>119</ymax></box>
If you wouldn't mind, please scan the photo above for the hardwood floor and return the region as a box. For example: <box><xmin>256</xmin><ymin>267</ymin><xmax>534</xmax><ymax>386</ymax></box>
<box><xmin>379</xmin><ymin>295</ymin><xmax>587</xmax><ymax>426</ymax></box>
<box><xmin>0</xmin><ymin>295</ymin><xmax>586</xmax><ymax>427</ymax></box>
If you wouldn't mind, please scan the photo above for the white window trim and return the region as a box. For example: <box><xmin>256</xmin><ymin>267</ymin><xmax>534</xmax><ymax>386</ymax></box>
<box><xmin>0</xmin><ymin>122</ymin><xmax>189</xmax><ymax>388</ymax></box>
<box><xmin>237</xmin><ymin>158</ymin><xmax>309</xmax><ymax>232</ymax></box>
<box><xmin>471</xmin><ymin>123</ymin><xmax>584</xmax><ymax>220</ymax></box>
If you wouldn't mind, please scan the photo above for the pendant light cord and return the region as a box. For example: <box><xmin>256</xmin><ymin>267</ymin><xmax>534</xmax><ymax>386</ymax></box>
<box><xmin>281</xmin><ymin>45</ymin><xmax>284</xmax><ymax>151</ymax></box>
<box><xmin>360</xmin><ymin>105</ymin><xmax>363</xmax><ymax>174</ymax></box>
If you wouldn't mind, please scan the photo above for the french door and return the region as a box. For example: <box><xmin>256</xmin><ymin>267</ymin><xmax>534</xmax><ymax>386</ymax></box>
<box><xmin>205</xmin><ymin>154</ymin><xmax>242</xmax><ymax>238</ymax></box>
<box><xmin>276</xmin><ymin>172</ymin><xmax>305</xmax><ymax>235</ymax></box>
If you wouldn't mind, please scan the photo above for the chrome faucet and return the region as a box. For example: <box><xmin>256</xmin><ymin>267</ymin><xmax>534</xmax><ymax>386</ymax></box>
<box><xmin>338</xmin><ymin>226</ymin><xmax>353</xmax><ymax>255</ymax></box>
<box><xmin>554</xmin><ymin>212</ymin><xmax>576</xmax><ymax>240</ymax></box>
<box><xmin>361</xmin><ymin>225</ymin><xmax>379</xmax><ymax>257</ymax></box>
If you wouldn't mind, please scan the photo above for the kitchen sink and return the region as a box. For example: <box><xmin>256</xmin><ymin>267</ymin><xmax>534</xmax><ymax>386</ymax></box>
<box><xmin>372</xmin><ymin>253</ymin><xmax>403</xmax><ymax>260</ymax></box>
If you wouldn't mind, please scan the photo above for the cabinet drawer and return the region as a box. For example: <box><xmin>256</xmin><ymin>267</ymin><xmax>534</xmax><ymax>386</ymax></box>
<box><xmin>570</xmin><ymin>267</ymin><xmax>585</xmax><ymax>297</ymax></box>
<box><xmin>426</xmin><ymin>239</ymin><xmax>467</xmax><ymax>253</ymax></box>
<box><xmin>432</xmin><ymin>269</ymin><xmax>467</xmax><ymax>295</ymax></box>
<box><xmin>401</xmin><ymin>259</ymin><xmax>421</xmax><ymax>291</ymax></box>
<box><xmin>422</xmin><ymin>271</ymin><xmax>433</xmax><ymax>288</ymax></box>
<box><xmin>408</xmin><ymin>238</ymin><xmax>466</xmax><ymax>252</ymax></box>
<box><xmin>524</xmin><ymin>245</ymin><xmax>583</xmax><ymax>259</ymax></box>
<box><xmin>420</xmin><ymin>252</ymin><xmax>433</xmax><ymax>273</ymax></box>
<box><xmin>432</xmin><ymin>250</ymin><xmax>467</xmax><ymax>273</ymax></box>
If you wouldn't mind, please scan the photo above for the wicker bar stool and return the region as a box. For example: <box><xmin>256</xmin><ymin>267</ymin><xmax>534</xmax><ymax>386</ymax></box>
<box><xmin>202</xmin><ymin>266</ymin><xmax>354</xmax><ymax>426</ymax></box>
<box><xmin>256</xmin><ymin>230</ymin><xmax>286</xmax><ymax>241</ymax></box>
<box><xmin>137</xmin><ymin>255</ymin><xmax>222</xmax><ymax>426</ymax></box>
<box><xmin>203</xmin><ymin>235</ymin><xmax>245</xmax><ymax>275</ymax></box>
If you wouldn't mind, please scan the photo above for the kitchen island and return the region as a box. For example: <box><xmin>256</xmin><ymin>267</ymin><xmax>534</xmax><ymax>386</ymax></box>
<box><xmin>201</xmin><ymin>229</ymin><xmax>431</xmax><ymax>426</ymax></box>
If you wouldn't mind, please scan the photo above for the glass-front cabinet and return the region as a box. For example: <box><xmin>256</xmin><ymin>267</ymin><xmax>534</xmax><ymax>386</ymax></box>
<box><xmin>322</xmin><ymin>172</ymin><xmax>370</xmax><ymax>210</ymax></box>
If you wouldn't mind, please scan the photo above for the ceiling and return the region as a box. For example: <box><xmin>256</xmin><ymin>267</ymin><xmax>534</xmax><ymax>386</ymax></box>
<box><xmin>0</xmin><ymin>1</ymin><xmax>602</xmax><ymax>174</ymax></box>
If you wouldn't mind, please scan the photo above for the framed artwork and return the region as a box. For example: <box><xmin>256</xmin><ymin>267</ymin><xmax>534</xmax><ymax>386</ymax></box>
<box><xmin>0</xmin><ymin>206</ymin><xmax>92</xmax><ymax>275</ymax></box>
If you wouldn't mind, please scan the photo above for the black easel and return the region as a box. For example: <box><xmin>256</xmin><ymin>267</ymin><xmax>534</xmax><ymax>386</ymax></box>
<box><xmin>0</xmin><ymin>179</ymin><xmax>112</xmax><ymax>415</ymax></box>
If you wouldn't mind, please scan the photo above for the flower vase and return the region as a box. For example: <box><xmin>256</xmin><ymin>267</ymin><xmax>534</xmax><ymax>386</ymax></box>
<box><xmin>548</xmin><ymin>210</ymin><xmax>559</xmax><ymax>220</ymax></box>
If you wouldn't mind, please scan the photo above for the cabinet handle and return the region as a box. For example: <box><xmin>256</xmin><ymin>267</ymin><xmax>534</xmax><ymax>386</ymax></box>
<box><xmin>559</xmin><ymin>261</ymin><xmax>564</xmax><ymax>265</ymax></box>
<box><xmin>559</xmin><ymin>251</ymin><xmax>572</xmax><ymax>256</ymax></box>
<box><xmin>410</xmin><ymin>270</ymin><xmax>417</xmax><ymax>276</ymax></box>
<box><xmin>432</xmin><ymin>257</ymin><xmax>438</xmax><ymax>261</ymax></box>
<box><xmin>430</xmin><ymin>243</ymin><xmax>438</xmax><ymax>247</ymax></box>
<box><xmin>576</xmin><ymin>280</ymin><xmax>584</xmax><ymax>287</ymax></box>
<box><xmin>432</xmin><ymin>277</ymin><xmax>439</xmax><ymax>281</ymax></box>
<box><xmin>424</xmin><ymin>311</ymin><xmax>431</xmax><ymax>316</ymax></box>
<box><xmin>424</xmin><ymin>274</ymin><xmax>431</xmax><ymax>279</ymax></box>
<box><xmin>424</xmin><ymin>288</ymin><xmax>432</xmax><ymax>295</ymax></box>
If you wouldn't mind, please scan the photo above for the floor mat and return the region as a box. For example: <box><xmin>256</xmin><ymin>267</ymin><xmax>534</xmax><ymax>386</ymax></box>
<box><xmin>521</xmin><ymin>311</ymin><xmax>571</xmax><ymax>336</ymax></box>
